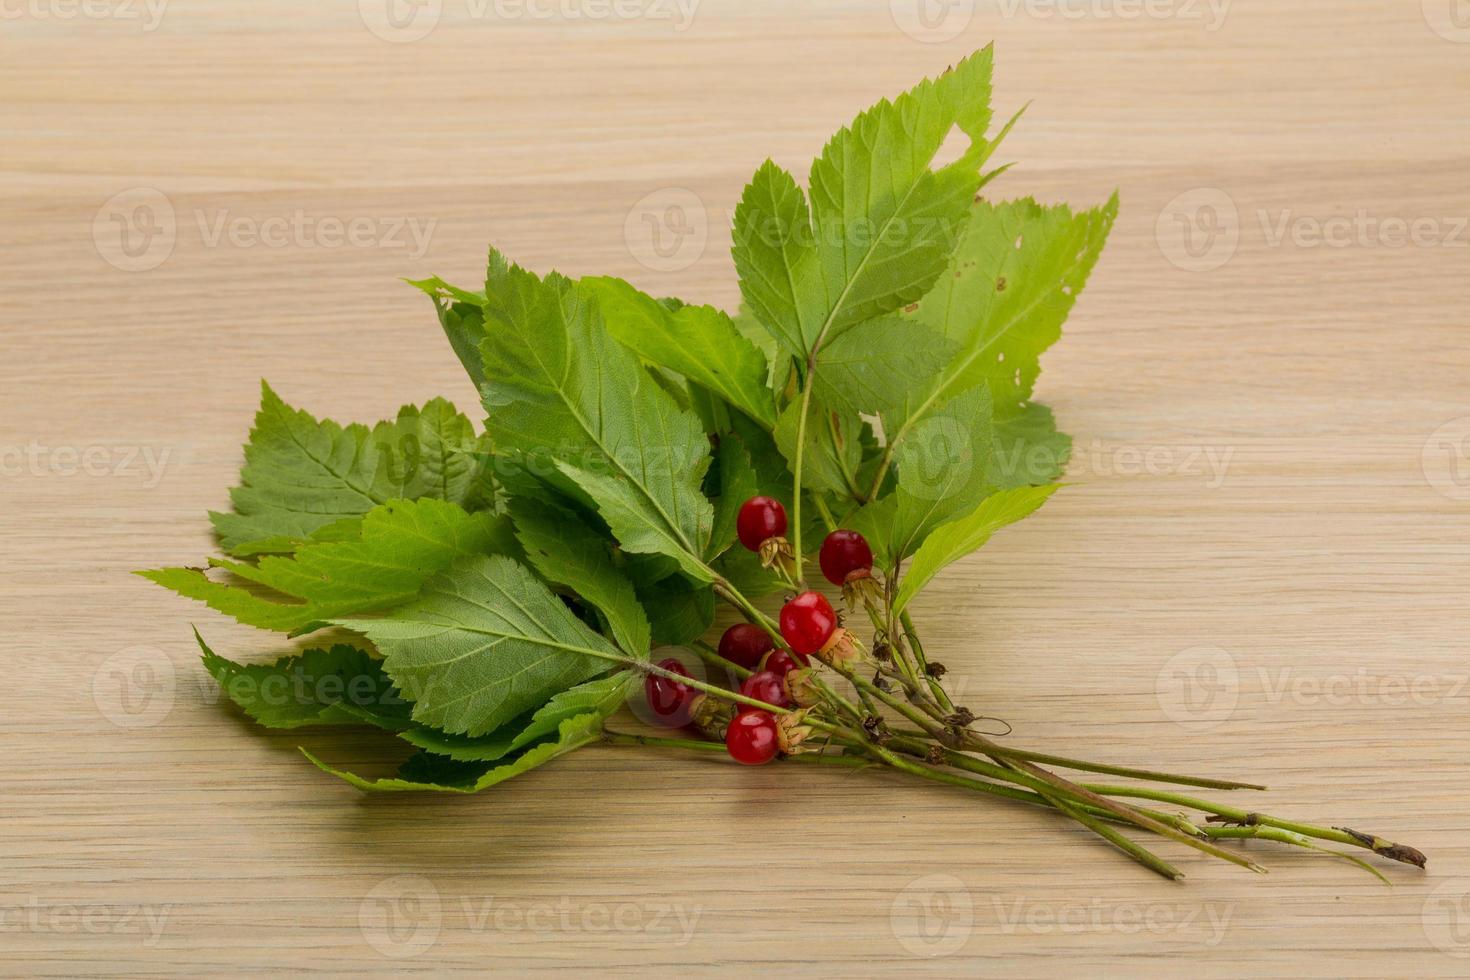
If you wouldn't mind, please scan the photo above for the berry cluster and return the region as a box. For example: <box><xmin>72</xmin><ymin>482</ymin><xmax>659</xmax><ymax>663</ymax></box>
<box><xmin>643</xmin><ymin>496</ymin><xmax>876</xmax><ymax>765</ymax></box>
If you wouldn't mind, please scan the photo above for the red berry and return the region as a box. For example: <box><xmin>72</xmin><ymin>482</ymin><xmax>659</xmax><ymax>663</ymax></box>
<box><xmin>760</xmin><ymin>650</ymin><xmax>807</xmax><ymax>677</ymax></box>
<box><xmin>737</xmin><ymin>669</ymin><xmax>792</xmax><ymax>713</ymax></box>
<box><xmin>779</xmin><ymin>591</ymin><xmax>837</xmax><ymax>655</ymax></box>
<box><xmin>726</xmin><ymin>710</ymin><xmax>780</xmax><ymax>765</ymax></box>
<box><xmin>819</xmin><ymin>529</ymin><xmax>874</xmax><ymax>586</ymax></box>
<box><xmin>717</xmin><ymin>623</ymin><xmax>775</xmax><ymax>670</ymax></box>
<box><xmin>644</xmin><ymin>658</ymin><xmax>694</xmax><ymax>727</ymax></box>
<box><xmin>736</xmin><ymin>496</ymin><xmax>787</xmax><ymax>552</ymax></box>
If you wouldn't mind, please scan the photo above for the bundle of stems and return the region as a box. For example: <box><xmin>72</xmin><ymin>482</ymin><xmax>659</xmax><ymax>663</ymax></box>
<box><xmin>604</xmin><ymin>554</ymin><xmax>1425</xmax><ymax>882</ymax></box>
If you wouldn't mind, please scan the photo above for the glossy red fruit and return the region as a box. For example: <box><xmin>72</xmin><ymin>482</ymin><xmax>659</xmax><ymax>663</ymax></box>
<box><xmin>737</xmin><ymin>669</ymin><xmax>792</xmax><ymax>713</ymax></box>
<box><xmin>717</xmin><ymin>623</ymin><xmax>775</xmax><ymax>670</ymax></box>
<box><xmin>726</xmin><ymin>710</ymin><xmax>780</xmax><ymax>765</ymax></box>
<box><xmin>644</xmin><ymin>658</ymin><xmax>695</xmax><ymax>727</ymax></box>
<box><xmin>736</xmin><ymin>496</ymin><xmax>787</xmax><ymax>552</ymax></box>
<box><xmin>760</xmin><ymin>649</ymin><xmax>808</xmax><ymax>677</ymax></box>
<box><xmin>779</xmin><ymin>591</ymin><xmax>838</xmax><ymax>655</ymax></box>
<box><xmin>819</xmin><ymin>529</ymin><xmax>874</xmax><ymax>586</ymax></box>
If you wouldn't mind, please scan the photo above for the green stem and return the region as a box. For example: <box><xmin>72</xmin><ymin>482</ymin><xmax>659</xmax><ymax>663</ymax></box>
<box><xmin>824</xmin><ymin>727</ymin><xmax>1200</xmax><ymax>835</ymax></box>
<box><xmin>705</xmin><ymin>581</ymin><xmax>1407</xmax><ymax>871</ymax></box>
<box><xmin>709</xmin><ymin>577</ymin><xmax>874</xmax><ymax>734</ymax></box>
<box><xmin>990</xmin><ymin>742</ymin><xmax>1183</xmax><ymax>878</ymax></box>
<box><xmin>860</xmin><ymin>593</ymin><xmax>927</xmax><ymax>699</ymax></box>
<box><xmin>789</xmin><ymin>374</ymin><xmax>815</xmax><ymax>584</ymax></box>
<box><xmin>877</xmin><ymin>633</ymin><xmax>1262</xmax><ymax>791</ymax></box>
<box><xmin>840</xmin><ymin>656</ymin><xmax>1262</xmax><ymax>791</ymax></box>
<box><xmin>830</xmin><ymin>661</ymin><xmax>949</xmax><ymax>735</ymax></box>
<box><xmin>601</xmin><ymin>730</ymin><xmax>871</xmax><ymax>769</ymax></box>
<box><xmin>858</xmin><ymin>741</ymin><xmax>1180</xmax><ymax>878</ymax></box>
<box><xmin>857</xmin><ymin>739</ymin><xmax>1060</xmax><ymax>805</ymax></box>
<box><xmin>869</xmin><ymin>730</ymin><xmax>1198</xmax><ymax>859</ymax></box>
<box><xmin>983</xmin><ymin>749</ymin><xmax>1264</xmax><ymax>792</ymax></box>
<box><xmin>886</xmin><ymin>735</ymin><xmax>1136</xmax><ymax>816</ymax></box>
<box><xmin>603</xmin><ymin>730</ymin><xmax>1390</xmax><ymax>881</ymax></box>
<box><xmin>1201</xmin><ymin>827</ymin><xmax>1389</xmax><ymax>883</ymax></box>
<box><xmin>1083</xmin><ymin>785</ymin><xmax>1426</xmax><ymax>868</ymax></box>
<box><xmin>869</xmin><ymin>716</ymin><xmax>1266</xmax><ymax>872</ymax></box>
<box><xmin>864</xmin><ymin>442</ymin><xmax>898</xmax><ymax>505</ymax></box>
<box><xmin>853</xmin><ymin>680</ymin><xmax>885</xmax><ymax>724</ymax></box>
<box><xmin>713</xmin><ymin>580</ymin><xmax>784</xmax><ymax>643</ymax></box>
<box><xmin>992</xmin><ymin>760</ymin><xmax>1263</xmax><ymax>872</ymax></box>
<box><xmin>812</xmin><ymin>494</ymin><xmax>839</xmax><ymax>532</ymax></box>
<box><xmin>900</xmin><ymin>610</ymin><xmax>954</xmax><ymax>712</ymax></box>
<box><xmin>888</xmin><ymin>721</ymin><xmax>1261</xmax><ymax>788</ymax></box>
<box><xmin>691</xmin><ymin>639</ymin><xmax>752</xmax><ymax>680</ymax></box>
<box><xmin>1041</xmin><ymin>787</ymin><xmax>1183</xmax><ymax>880</ymax></box>
<box><xmin>808</xmin><ymin>676</ymin><xmax>872</xmax><ymax>728</ymax></box>
<box><xmin>642</xmin><ymin>658</ymin><xmax>789</xmax><ymax>716</ymax></box>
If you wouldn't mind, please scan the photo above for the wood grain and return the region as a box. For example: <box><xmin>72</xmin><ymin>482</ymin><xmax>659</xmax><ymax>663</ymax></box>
<box><xmin>2</xmin><ymin>1</ymin><xmax>1467</xmax><ymax>975</ymax></box>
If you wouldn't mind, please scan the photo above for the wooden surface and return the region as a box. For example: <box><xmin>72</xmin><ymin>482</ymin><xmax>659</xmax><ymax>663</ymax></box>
<box><xmin>2</xmin><ymin>1</ymin><xmax>1467</xmax><ymax>975</ymax></box>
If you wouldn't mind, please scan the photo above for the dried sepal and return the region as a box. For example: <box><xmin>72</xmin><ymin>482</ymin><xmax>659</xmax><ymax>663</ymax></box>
<box><xmin>776</xmin><ymin>709</ymin><xmax>813</xmax><ymax>754</ymax></box>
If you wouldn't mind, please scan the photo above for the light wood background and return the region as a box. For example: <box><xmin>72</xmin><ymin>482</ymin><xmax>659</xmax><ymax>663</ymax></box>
<box><xmin>2</xmin><ymin>1</ymin><xmax>1467</xmax><ymax>975</ymax></box>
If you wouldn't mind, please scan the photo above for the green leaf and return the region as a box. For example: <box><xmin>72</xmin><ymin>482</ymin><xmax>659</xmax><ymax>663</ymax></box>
<box><xmin>707</xmin><ymin>432</ymin><xmax>760</xmax><ymax>558</ymax></box>
<box><xmin>335</xmin><ymin>555</ymin><xmax>625</xmax><ymax>737</ymax></box>
<box><xmin>812</xmin><ymin>317</ymin><xmax>959</xmax><ymax>420</ymax></box>
<box><xmin>201</xmin><ymin>631</ymin><xmax>626</xmax><ymax>772</ymax></box>
<box><xmin>860</xmin><ymin>195</ymin><xmax>1116</xmax><ymax>506</ymax></box>
<box><xmin>683</xmin><ymin>380</ymin><xmax>735</xmax><ymax>438</ymax></box>
<box><xmin>196</xmin><ymin>631</ymin><xmax>414</xmax><ymax>731</ymax></box>
<box><xmin>409</xmin><ymin>276</ymin><xmax>490</xmax><ymax>389</ymax></box>
<box><xmin>196</xmin><ymin>633</ymin><xmax>412</xmax><ymax>730</ymax></box>
<box><xmin>731</xmin><ymin>304</ymin><xmax>784</xmax><ymax>382</ymax></box>
<box><xmin>303</xmin><ymin>712</ymin><xmax>605</xmax><ymax>794</ymax></box>
<box><xmin>988</xmin><ymin>401</ymin><xmax>1072</xmax><ymax>488</ymax></box>
<box><xmin>734</xmin><ymin>49</ymin><xmax>1005</xmax><ymax>526</ymax></box>
<box><xmin>893</xmin><ymin>484</ymin><xmax>1061</xmax><ymax>614</ymax></box>
<box><xmin>851</xmin><ymin>386</ymin><xmax>994</xmax><ymax>567</ymax></box>
<box><xmin>907</xmin><ymin>195</ymin><xmax>1119</xmax><ymax>419</ymax></box>
<box><xmin>142</xmin><ymin>499</ymin><xmax>513</xmax><ymax>635</ymax></box>
<box><xmin>582</xmin><ymin>276</ymin><xmax>777</xmax><ymax>428</ymax></box>
<box><xmin>773</xmin><ymin>397</ymin><xmax>863</xmax><ymax>499</ymax></box>
<box><xmin>230</xmin><ymin>516</ymin><xmax>368</xmax><ymax>559</ymax></box>
<box><xmin>709</xmin><ymin>546</ymin><xmax>784</xmax><ymax>599</ymax></box>
<box><xmin>478</xmin><ymin>251</ymin><xmax>714</xmax><ymax>575</ymax></box>
<box><xmin>732</xmin><ymin>49</ymin><xmax>996</xmax><ymax>360</ymax></box>
<box><xmin>731</xmin><ymin>411</ymin><xmax>796</xmax><ymax>498</ymax></box>
<box><xmin>211</xmin><ymin>383</ymin><xmax>492</xmax><ymax>556</ymax></box>
<box><xmin>634</xmin><ymin>572</ymin><xmax>716</xmax><ymax>645</ymax></box>
<box><xmin>803</xmin><ymin>47</ymin><xmax>995</xmax><ymax>349</ymax></box>
<box><xmin>398</xmin><ymin>674</ymin><xmax>628</xmax><ymax>762</ymax></box>
<box><xmin>407</xmin><ymin>274</ymin><xmax>485</xmax><ymax>307</ymax></box>
<box><xmin>508</xmin><ymin>498</ymin><xmax>651</xmax><ymax>656</ymax></box>
<box><xmin>892</xmin><ymin>386</ymin><xmax>995</xmax><ymax>547</ymax></box>
<box><xmin>732</xmin><ymin>160</ymin><xmax>823</xmax><ymax>358</ymax></box>
<box><xmin>557</xmin><ymin>461</ymin><xmax>714</xmax><ymax>583</ymax></box>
